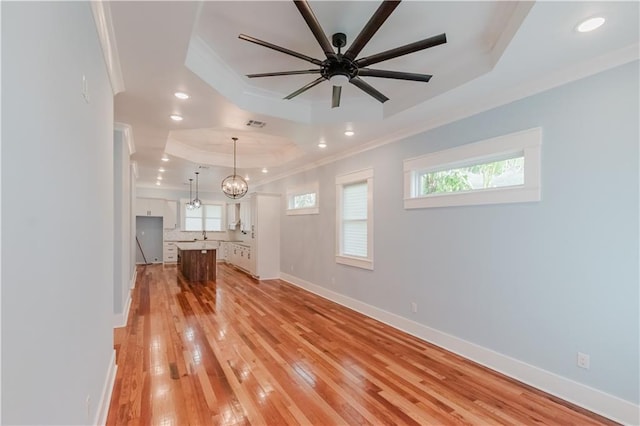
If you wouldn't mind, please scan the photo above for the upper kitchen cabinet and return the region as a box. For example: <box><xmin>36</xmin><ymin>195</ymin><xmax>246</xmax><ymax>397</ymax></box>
<box><xmin>163</xmin><ymin>200</ymin><xmax>177</xmax><ymax>229</ymax></box>
<box><xmin>135</xmin><ymin>197</ymin><xmax>165</xmax><ymax>217</ymax></box>
<box><xmin>227</xmin><ymin>203</ymin><xmax>239</xmax><ymax>230</ymax></box>
<box><xmin>239</xmin><ymin>200</ymin><xmax>252</xmax><ymax>233</ymax></box>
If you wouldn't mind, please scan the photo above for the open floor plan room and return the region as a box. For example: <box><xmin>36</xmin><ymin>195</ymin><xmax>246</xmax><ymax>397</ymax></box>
<box><xmin>107</xmin><ymin>264</ymin><xmax>615</xmax><ymax>425</ymax></box>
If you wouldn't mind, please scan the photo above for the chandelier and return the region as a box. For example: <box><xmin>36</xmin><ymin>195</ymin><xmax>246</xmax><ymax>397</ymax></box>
<box><xmin>192</xmin><ymin>171</ymin><xmax>202</xmax><ymax>208</ymax></box>
<box><xmin>221</xmin><ymin>137</ymin><xmax>248</xmax><ymax>199</ymax></box>
<box><xmin>186</xmin><ymin>178</ymin><xmax>195</xmax><ymax>210</ymax></box>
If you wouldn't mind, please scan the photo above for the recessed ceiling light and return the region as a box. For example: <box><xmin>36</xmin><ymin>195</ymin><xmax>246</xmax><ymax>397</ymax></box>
<box><xmin>161</xmin><ymin>156</ymin><xmax>169</xmax><ymax>162</ymax></box>
<box><xmin>157</xmin><ymin>176</ymin><xmax>163</xmax><ymax>180</ymax></box>
<box><xmin>170</xmin><ymin>114</ymin><xmax>183</xmax><ymax>121</ymax></box>
<box><xmin>245</xmin><ymin>175</ymin><xmax>250</xmax><ymax>181</ymax></box>
<box><xmin>155</xmin><ymin>181</ymin><xmax>161</xmax><ymax>186</ymax></box>
<box><xmin>577</xmin><ymin>17</ymin><xmax>605</xmax><ymax>33</ymax></box>
<box><xmin>174</xmin><ymin>92</ymin><xmax>190</xmax><ymax>100</ymax></box>
<box><xmin>344</xmin><ymin>130</ymin><xmax>354</xmax><ymax>136</ymax></box>
<box><xmin>261</xmin><ymin>167</ymin><xmax>268</xmax><ymax>174</ymax></box>
<box><xmin>158</xmin><ymin>168</ymin><xmax>165</xmax><ymax>172</ymax></box>
<box><xmin>318</xmin><ymin>141</ymin><xmax>327</xmax><ymax>148</ymax></box>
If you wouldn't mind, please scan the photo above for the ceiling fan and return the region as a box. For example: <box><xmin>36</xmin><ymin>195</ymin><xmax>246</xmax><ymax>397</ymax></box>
<box><xmin>239</xmin><ymin>0</ymin><xmax>447</xmax><ymax>108</ymax></box>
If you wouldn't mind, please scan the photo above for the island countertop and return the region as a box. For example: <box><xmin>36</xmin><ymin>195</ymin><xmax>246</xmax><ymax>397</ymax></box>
<box><xmin>175</xmin><ymin>241</ymin><xmax>220</xmax><ymax>251</ymax></box>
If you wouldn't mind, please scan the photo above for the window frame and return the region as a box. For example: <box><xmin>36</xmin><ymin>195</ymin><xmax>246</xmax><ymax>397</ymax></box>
<box><xmin>181</xmin><ymin>199</ymin><xmax>226</xmax><ymax>232</ymax></box>
<box><xmin>403</xmin><ymin>127</ymin><xmax>542</xmax><ymax>209</ymax></box>
<box><xmin>335</xmin><ymin>168</ymin><xmax>374</xmax><ymax>270</ymax></box>
<box><xmin>286</xmin><ymin>183</ymin><xmax>319</xmax><ymax>215</ymax></box>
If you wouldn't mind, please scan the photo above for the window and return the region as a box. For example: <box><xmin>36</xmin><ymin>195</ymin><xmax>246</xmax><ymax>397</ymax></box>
<box><xmin>336</xmin><ymin>169</ymin><xmax>373</xmax><ymax>270</ymax></box>
<box><xmin>404</xmin><ymin>127</ymin><xmax>541</xmax><ymax>209</ymax></box>
<box><xmin>182</xmin><ymin>201</ymin><xmax>224</xmax><ymax>231</ymax></box>
<box><xmin>286</xmin><ymin>184</ymin><xmax>319</xmax><ymax>215</ymax></box>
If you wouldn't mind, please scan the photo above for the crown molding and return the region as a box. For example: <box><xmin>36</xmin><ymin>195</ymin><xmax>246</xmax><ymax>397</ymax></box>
<box><xmin>91</xmin><ymin>1</ymin><xmax>125</xmax><ymax>95</ymax></box>
<box><xmin>115</xmin><ymin>122</ymin><xmax>135</xmax><ymax>156</ymax></box>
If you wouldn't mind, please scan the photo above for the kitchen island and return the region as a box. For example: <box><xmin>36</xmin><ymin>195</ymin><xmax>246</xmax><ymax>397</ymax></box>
<box><xmin>175</xmin><ymin>241</ymin><xmax>218</xmax><ymax>281</ymax></box>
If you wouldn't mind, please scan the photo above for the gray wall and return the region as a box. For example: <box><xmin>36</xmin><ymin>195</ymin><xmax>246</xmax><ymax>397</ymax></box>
<box><xmin>1</xmin><ymin>2</ymin><xmax>115</xmax><ymax>424</ymax></box>
<box><xmin>135</xmin><ymin>216</ymin><xmax>164</xmax><ymax>264</ymax></box>
<box><xmin>259</xmin><ymin>61</ymin><xmax>639</xmax><ymax>404</ymax></box>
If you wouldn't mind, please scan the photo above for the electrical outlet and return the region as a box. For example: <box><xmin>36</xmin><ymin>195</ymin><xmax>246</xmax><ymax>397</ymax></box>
<box><xmin>331</xmin><ymin>277</ymin><xmax>335</xmax><ymax>285</ymax></box>
<box><xmin>577</xmin><ymin>352</ymin><xmax>590</xmax><ymax>369</ymax></box>
<box><xmin>411</xmin><ymin>302</ymin><xmax>418</xmax><ymax>313</ymax></box>
<box><xmin>290</xmin><ymin>265</ymin><xmax>294</xmax><ymax>272</ymax></box>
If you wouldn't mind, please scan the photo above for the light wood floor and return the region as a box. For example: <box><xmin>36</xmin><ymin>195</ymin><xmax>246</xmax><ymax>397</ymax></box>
<box><xmin>107</xmin><ymin>263</ymin><xmax>616</xmax><ymax>425</ymax></box>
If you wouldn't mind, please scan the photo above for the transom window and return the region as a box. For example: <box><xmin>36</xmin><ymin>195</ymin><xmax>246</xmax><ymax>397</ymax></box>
<box><xmin>404</xmin><ymin>128</ymin><xmax>541</xmax><ymax>209</ymax></box>
<box><xmin>286</xmin><ymin>184</ymin><xmax>319</xmax><ymax>215</ymax></box>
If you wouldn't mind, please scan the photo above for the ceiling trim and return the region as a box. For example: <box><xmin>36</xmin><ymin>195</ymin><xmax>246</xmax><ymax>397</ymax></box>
<box><xmin>90</xmin><ymin>0</ymin><xmax>125</xmax><ymax>95</ymax></box>
<box><xmin>254</xmin><ymin>46</ymin><xmax>639</xmax><ymax>189</ymax></box>
<box><xmin>115</xmin><ymin>122</ymin><xmax>136</xmax><ymax>156</ymax></box>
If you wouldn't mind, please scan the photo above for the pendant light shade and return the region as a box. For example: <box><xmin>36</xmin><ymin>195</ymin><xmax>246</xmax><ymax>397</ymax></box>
<box><xmin>193</xmin><ymin>171</ymin><xmax>202</xmax><ymax>208</ymax></box>
<box><xmin>186</xmin><ymin>178</ymin><xmax>195</xmax><ymax>210</ymax></box>
<box><xmin>221</xmin><ymin>137</ymin><xmax>248</xmax><ymax>199</ymax></box>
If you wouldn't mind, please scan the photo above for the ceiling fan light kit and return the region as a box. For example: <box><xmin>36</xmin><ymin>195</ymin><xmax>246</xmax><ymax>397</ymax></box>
<box><xmin>221</xmin><ymin>137</ymin><xmax>249</xmax><ymax>199</ymax></box>
<box><xmin>241</xmin><ymin>0</ymin><xmax>447</xmax><ymax>108</ymax></box>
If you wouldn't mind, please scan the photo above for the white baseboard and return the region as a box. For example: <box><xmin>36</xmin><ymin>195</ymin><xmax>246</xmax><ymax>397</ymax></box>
<box><xmin>94</xmin><ymin>350</ymin><xmax>117</xmax><ymax>426</ymax></box>
<box><xmin>279</xmin><ymin>272</ymin><xmax>639</xmax><ymax>425</ymax></box>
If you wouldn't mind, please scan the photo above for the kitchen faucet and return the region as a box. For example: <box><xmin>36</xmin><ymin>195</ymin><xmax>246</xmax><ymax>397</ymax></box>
<box><xmin>202</xmin><ymin>230</ymin><xmax>207</xmax><ymax>240</ymax></box>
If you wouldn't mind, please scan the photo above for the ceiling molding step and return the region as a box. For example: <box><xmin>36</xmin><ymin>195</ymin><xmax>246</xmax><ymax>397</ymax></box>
<box><xmin>489</xmin><ymin>1</ymin><xmax>535</xmax><ymax>65</ymax></box>
<box><xmin>185</xmin><ymin>35</ymin><xmax>390</xmax><ymax>124</ymax></box>
<box><xmin>185</xmin><ymin>36</ymin><xmax>312</xmax><ymax>123</ymax></box>
<box><xmin>90</xmin><ymin>1</ymin><xmax>125</xmax><ymax>95</ymax></box>
<box><xmin>115</xmin><ymin>122</ymin><xmax>136</xmax><ymax>156</ymax></box>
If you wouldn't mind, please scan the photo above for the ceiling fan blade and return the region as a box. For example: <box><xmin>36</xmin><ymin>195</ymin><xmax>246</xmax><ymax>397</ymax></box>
<box><xmin>247</xmin><ymin>69</ymin><xmax>321</xmax><ymax>78</ymax></box>
<box><xmin>284</xmin><ymin>76</ymin><xmax>326</xmax><ymax>100</ymax></box>
<box><xmin>293</xmin><ymin>0</ymin><xmax>336</xmax><ymax>59</ymax></box>
<box><xmin>343</xmin><ymin>0</ymin><xmax>400</xmax><ymax>61</ymax></box>
<box><xmin>357</xmin><ymin>68</ymin><xmax>432</xmax><ymax>82</ymax></box>
<box><xmin>332</xmin><ymin>85</ymin><xmax>341</xmax><ymax>108</ymax></box>
<box><xmin>350</xmin><ymin>76</ymin><xmax>389</xmax><ymax>103</ymax></box>
<box><xmin>239</xmin><ymin>34</ymin><xmax>323</xmax><ymax>66</ymax></box>
<box><xmin>355</xmin><ymin>33</ymin><xmax>447</xmax><ymax>68</ymax></box>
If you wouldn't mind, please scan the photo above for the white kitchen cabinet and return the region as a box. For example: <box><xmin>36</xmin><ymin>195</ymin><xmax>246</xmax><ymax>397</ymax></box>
<box><xmin>163</xmin><ymin>241</ymin><xmax>177</xmax><ymax>263</ymax></box>
<box><xmin>164</xmin><ymin>201</ymin><xmax>177</xmax><ymax>229</ymax></box>
<box><xmin>239</xmin><ymin>201</ymin><xmax>251</xmax><ymax>233</ymax></box>
<box><xmin>136</xmin><ymin>198</ymin><xmax>165</xmax><ymax>217</ymax></box>
<box><xmin>248</xmin><ymin>193</ymin><xmax>280</xmax><ymax>279</ymax></box>
<box><xmin>217</xmin><ymin>242</ymin><xmax>227</xmax><ymax>261</ymax></box>
<box><xmin>227</xmin><ymin>203</ymin><xmax>239</xmax><ymax>230</ymax></box>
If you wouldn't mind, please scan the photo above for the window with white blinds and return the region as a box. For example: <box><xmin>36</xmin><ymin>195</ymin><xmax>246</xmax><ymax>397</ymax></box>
<box><xmin>342</xmin><ymin>182</ymin><xmax>367</xmax><ymax>257</ymax></box>
<box><xmin>336</xmin><ymin>169</ymin><xmax>373</xmax><ymax>270</ymax></box>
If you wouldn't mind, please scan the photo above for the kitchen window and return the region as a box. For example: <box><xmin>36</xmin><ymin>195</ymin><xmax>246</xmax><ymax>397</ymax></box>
<box><xmin>286</xmin><ymin>183</ymin><xmax>319</xmax><ymax>215</ymax></box>
<box><xmin>336</xmin><ymin>169</ymin><xmax>373</xmax><ymax>270</ymax></box>
<box><xmin>404</xmin><ymin>127</ymin><xmax>541</xmax><ymax>209</ymax></box>
<box><xmin>183</xmin><ymin>201</ymin><xmax>224</xmax><ymax>231</ymax></box>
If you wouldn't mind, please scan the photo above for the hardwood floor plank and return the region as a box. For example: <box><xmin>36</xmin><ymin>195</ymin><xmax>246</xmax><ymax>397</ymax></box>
<box><xmin>106</xmin><ymin>264</ymin><xmax>618</xmax><ymax>426</ymax></box>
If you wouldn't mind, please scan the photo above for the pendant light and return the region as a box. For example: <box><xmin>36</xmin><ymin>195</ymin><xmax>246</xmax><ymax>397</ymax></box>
<box><xmin>193</xmin><ymin>171</ymin><xmax>202</xmax><ymax>208</ymax></box>
<box><xmin>186</xmin><ymin>178</ymin><xmax>195</xmax><ymax>210</ymax></box>
<box><xmin>221</xmin><ymin>137</ymin><xmax>248</xmax><ymax>199</ymax></box>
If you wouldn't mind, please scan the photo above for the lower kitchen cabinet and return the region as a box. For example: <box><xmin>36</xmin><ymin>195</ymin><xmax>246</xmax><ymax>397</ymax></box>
<box><xmin>163</xmin><ymin>241</ymin><xmax>177</xmax><ymax>263</ymax></box>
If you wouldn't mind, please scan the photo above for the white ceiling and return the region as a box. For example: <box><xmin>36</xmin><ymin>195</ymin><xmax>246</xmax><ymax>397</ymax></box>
<box><xmin>110</xmin><ymin>1</ymin><xmax>639</xmax><ymax>194</ymax></box>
